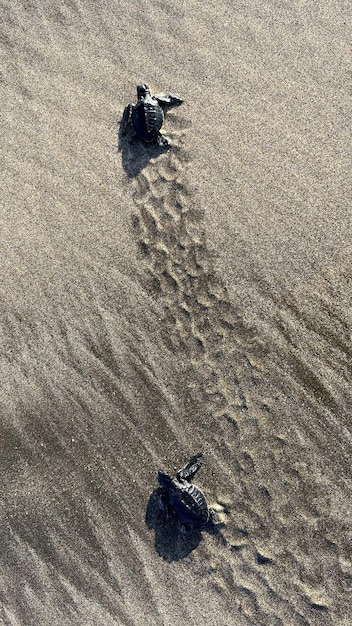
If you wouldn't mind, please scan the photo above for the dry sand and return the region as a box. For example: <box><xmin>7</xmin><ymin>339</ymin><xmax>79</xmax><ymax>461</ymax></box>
<box><xmin>1</xmin><ymin>1</ymin><xmax>351</xmax><ymax>624</ymax></box>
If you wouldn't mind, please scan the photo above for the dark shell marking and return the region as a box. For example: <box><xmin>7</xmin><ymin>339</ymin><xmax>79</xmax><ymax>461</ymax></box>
<box><xmin>169</xmin><ymin>481</ymin><xmax>209</xmax><ymax>524</ymax></box>
<box><xmin>158</xmin><ymin>453</ymin><xmax>210</xmax><ymax>527</ymax></box>
<box><xmin>121</xmin><ymin>82</ymin><xmax>183</xmax><ymax>147</ymax></box>
<box><xmin>132</xmin><ymin>98</ymin><xmax>164</xmax><ymax>142</ymax></box>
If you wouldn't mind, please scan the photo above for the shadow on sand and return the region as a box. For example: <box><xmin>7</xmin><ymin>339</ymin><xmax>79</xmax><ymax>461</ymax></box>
<box><xmin>118</xmin><ymin>117</ymin><xmax>170</xmax><ymax>178</ymax></box>
<box><xmin>145</xmin><ymin>488</ymin><xmax>223</xmax><ymax>562</ymax></box>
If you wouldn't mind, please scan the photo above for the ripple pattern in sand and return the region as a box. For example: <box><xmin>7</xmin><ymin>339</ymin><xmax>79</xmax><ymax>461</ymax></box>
<box><xmin>125</xmin><ymin>133</ymin><xmax>346</xmax><ymax>625</ymax></box>
<box><xmin>129</xmin><ymin>134</ymin><xmax>265</xmax><ymax>442</ymax></box>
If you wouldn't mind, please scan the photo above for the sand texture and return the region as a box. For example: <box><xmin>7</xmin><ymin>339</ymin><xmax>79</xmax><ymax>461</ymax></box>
<box><xmin>1</xmin><ymin>1</ymin><xmax>351</xmax><ymax>625</ymax></box>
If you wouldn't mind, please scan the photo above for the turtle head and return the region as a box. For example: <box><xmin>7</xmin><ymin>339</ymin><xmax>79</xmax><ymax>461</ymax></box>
<box><xmin>158</xmin><ymin>470</ymin><xmax>173</xmax><ymax>490</ymax></box>
<box><xmin>137</xmin><ymin>82</ymin><xmax>150</xmax><ymax>100</ymax></box>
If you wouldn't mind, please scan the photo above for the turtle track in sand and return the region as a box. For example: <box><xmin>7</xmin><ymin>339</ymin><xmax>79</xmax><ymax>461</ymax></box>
<box><xmin>124</xmin><ymin>125</ymin><xmax>341</xmax><ymax>625</ymax></box>
<box><xmin>129</xmin><ymin>130</ymin><xmax>266</xmax><ymax>449</ymax></box>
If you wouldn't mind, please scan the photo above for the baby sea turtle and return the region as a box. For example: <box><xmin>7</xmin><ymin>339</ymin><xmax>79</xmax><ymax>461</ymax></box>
<box><xmin>158</xmin><ymin>453</ymin><xmax>211</xmax><ymax>529</ymax></box>
<box><xmin>121</xmin><ymin>82</ymin><xmax>183</xmax><ymax>147</ymax></box>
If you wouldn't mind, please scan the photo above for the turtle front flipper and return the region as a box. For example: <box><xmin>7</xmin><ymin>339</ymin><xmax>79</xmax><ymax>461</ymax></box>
<box><xmin>120</xmin><ymin>103</ymin><xmax>133</xmax><ymax>134</ymax></box>
<box><xmin>154</xmin><ymin>93</ymin><xmax>183</xmax><ymax>107</ymax></box>
<box><xmin>177</xmin><ymin>453</ymin><xmax>203</xmax><ymax>481</ymax></box>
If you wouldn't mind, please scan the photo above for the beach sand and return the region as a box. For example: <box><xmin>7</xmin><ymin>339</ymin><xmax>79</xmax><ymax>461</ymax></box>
<box><xmin>1</xmin><ymin>1</ymin><xmax>351</xmax><ymax>624</ymax></box>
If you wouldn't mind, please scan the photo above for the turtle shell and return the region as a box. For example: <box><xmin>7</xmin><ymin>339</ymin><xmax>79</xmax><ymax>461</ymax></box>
<box><xmin>131</xmin><ymin>96</ymin><xmax>164</xmax><ymax>142</ymax></box>
<box><xmin>169</xmin><ymin>480</ymin><xmax>209</xmax><ymax>525</ymax></box>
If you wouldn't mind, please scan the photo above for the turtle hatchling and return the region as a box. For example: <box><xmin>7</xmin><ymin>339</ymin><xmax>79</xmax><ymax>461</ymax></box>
<box><xmin>158</xmin><ymin>453</ymin><xmax>212</xmax><ymax>529</ymax></box>
<box><xmin>121</xmin><ymin>82</ymin><xmax>183</xmax><ymax>146</ymax></box>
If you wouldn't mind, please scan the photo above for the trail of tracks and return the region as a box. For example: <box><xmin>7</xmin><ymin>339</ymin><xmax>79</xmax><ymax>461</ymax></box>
<box><xmin>124</xmin><ymin>127</ymin><xmax>346</xmax><ymax>625</ymax></box>
<box><xmin>129</xmin><ymin>132</ymin><xmax>268</xmax><ymax>454</ymax></box>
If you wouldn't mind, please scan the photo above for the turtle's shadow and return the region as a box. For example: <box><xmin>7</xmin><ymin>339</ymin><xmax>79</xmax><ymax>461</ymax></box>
<box><xmin>118</xmin><ymin>118</ymin><xmax>169</xmax><ymax>178</ymax></box>
<box><xmin>145</xmin><ymin>488</ymin><xmax>203</xmax><ymax>562</ymax></box>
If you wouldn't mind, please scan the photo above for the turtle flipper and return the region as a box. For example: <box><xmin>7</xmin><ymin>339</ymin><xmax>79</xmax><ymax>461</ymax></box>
<box><xmin>157</xmin><ymin>132</ymin><xmax>171</xmax><ymax>147</ymax></box>
<box><xmin>121</xmin><ymin>103</ymin><xmax>133</xmax><ymax>134</ymax></box>
<box><xmin>154</xmin><ymin>93</ymin><xmax>183</xmax><ymax>107</ymax></box>
<box><xmin>177</xmin><ymin>453</ymin><xmax>203</xmax><ymax>481</ymax></box>
<box><xmin>207</xmin><ymin>508</ymin><xmax>226</xmax><ymax>534</ymax></box>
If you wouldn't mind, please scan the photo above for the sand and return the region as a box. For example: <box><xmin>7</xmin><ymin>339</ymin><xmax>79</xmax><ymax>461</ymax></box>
<box><xmin>1</xmin><ymin>1</ymin><xmax>351</xmax><ymax>624</ymax></box>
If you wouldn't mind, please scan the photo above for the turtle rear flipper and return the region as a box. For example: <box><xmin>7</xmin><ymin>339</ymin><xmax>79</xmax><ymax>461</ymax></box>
<box><xmin>154</xmin><ymin>93</ymin><xmax>183</xmax><ymax>107</ymax></box>
<box><xmin>177</xmin><ymin>453</ymin><xmax>203</xmax><ymax>481</ymax></box>
<box><xmin>157</xmin><ymin>132</ymin><xmax>171</xmax><ymax>147</ymax></box>
<box><xmin>207</xmin><ymin>507</ymin><xmax>226</xmax><ymax>534</ymax></box>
